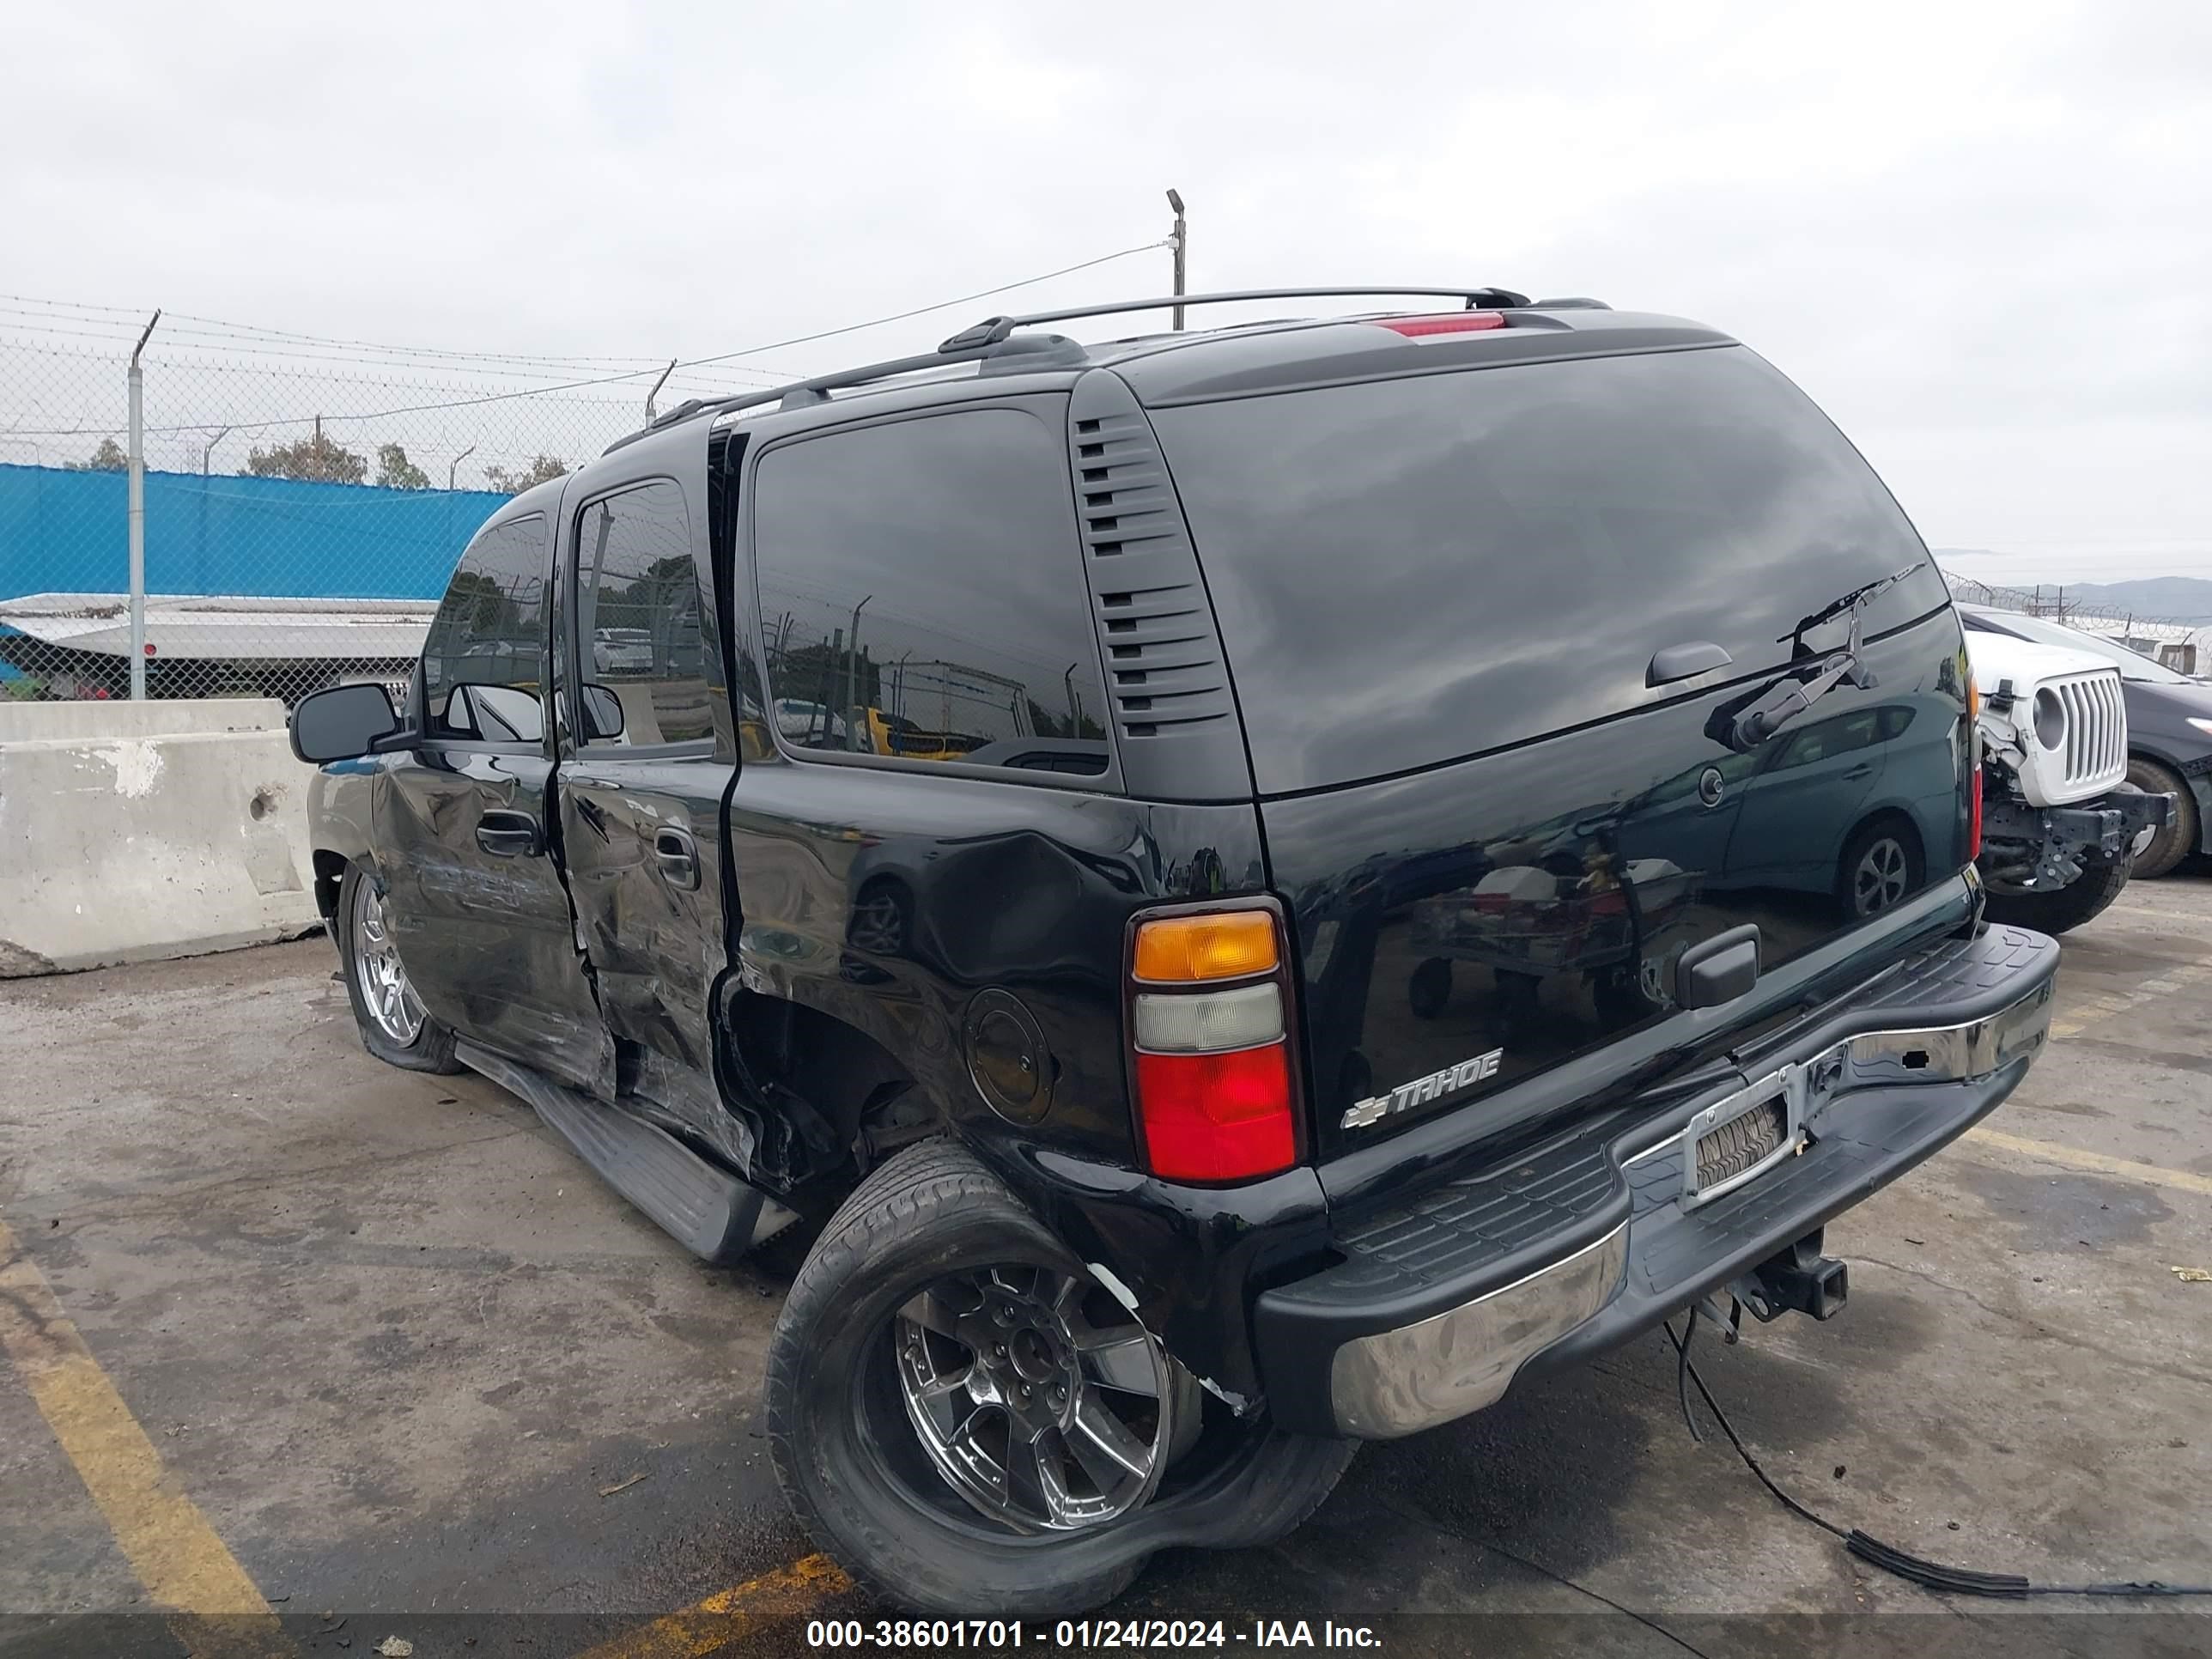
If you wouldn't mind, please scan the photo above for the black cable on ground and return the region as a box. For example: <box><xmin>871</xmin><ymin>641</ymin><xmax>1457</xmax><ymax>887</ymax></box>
<box><xmin>1661</xmin><ymin>1316</ymin><xmax>2212</xmax><ymax>1599</ymax></box>
<box><xmin>1674</xmin><ymin>1302</ymin><xmax>1705</xmax><ymax>1443</ymax></box>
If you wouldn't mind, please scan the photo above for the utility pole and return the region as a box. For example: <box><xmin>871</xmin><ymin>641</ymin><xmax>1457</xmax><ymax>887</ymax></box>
<box><xmin>127</xmin><ymin>309</ymin><xmax>161</xmax><ymax>699</ymax></box>
<box><xmin>197</xmin><ymin>425</ymin><xmax>228</xmax><ymax>598</ymax></box>
<box><xmin>645</xmin><ymin>359</ymin><xmax>677</xmax><ymax>422</ymax></box>
<box><xmin>845</xmin><ymin>594</ymin><xmax>873</xmax><ymax>750</ymax></box>
<box><xmin>1167</xmin><ymin>189</ymin><xmax>1187</xmax><ymax>331</ymax></box>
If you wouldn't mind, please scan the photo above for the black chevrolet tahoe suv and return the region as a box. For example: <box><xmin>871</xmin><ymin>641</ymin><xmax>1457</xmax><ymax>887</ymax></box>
<box><xmin>293</xmin><ymin>286</ymin><xmax>2059</xmax><ymax>1615</ymax></box>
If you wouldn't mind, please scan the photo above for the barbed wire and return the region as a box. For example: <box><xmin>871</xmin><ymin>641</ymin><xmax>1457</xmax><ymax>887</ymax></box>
<box><xmin>0</xmin><ymin>240</ymin><xmax>1169</xmax><ymax>441</ymax></box>
<box><xmin>1944</xmin><ymin>573</ymin><xmax>2203</xmax><ymax>641</ymax></box>
<box><xmin>0</xmin><ymin>240</ymin><xmax>1171</xmax><ymax>707</ymax></box>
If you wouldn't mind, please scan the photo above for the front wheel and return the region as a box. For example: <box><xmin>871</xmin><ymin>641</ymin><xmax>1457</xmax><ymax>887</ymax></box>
<box><xmin>2127</xmin><ymin>757</ymin><xmax>2199</xmax><ymax>879</ymax></box>
<box><xmin>335</xmin><ymin>861</ymin><xmax>461</xmax><ymax>1073</ymax></box>
<box><xmin>767</xmin><ymin>1141</ymin><xmax>1350</xmax><ymax>1616</ymax></box>
<box><xmin>1982</xmin><ymin>850</ymin><xmax>2132</xmax><ymax>935</ymax></box>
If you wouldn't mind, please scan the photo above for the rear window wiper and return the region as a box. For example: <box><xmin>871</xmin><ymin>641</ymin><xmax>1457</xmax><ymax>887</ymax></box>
<box><xmin>1706</xmin><ymin>565</ymin><xmax>1920</xmax><ymax>754</ymax></box>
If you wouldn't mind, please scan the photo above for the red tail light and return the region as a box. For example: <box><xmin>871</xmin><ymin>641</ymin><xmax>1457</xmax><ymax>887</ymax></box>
<box><xmin>1372</xmin><ymin>313</ymin><xmax>1508</xmax><ymax>337</ymax></box>
<box><xmin>1966</xmin><ymin>668</ymin><xmax>1983</xmax><ymax>861</ymax></box>
<box><xmin>1128</xmin><ymin>907</ymin><xmax>1297</xmax><ymax>1183</ymax></box>
<box><xmin>1133</xmin><ymin>1046</ymin><xmax>1294</xmax><ymax>1182</ymax></box>
<box><xmin>1969</xmin><ymin>762</ymin><xmax>1984</xmax><ymax>861</ymax></box>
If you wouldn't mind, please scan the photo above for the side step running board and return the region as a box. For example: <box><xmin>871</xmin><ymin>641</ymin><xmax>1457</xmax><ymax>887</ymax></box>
<box><xmin>457</xmin><ymin>1042</ymin><xmax>797</xmax><ymax>1264</ymax></box>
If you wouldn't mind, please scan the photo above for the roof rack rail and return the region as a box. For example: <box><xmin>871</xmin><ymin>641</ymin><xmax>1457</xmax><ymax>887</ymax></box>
<box><xmin>938</xmin><ymin>285</ymin><xmax>1534</xmax><ymax>351</ymax></box>
<box><xmin>603</xmin><ymin>332</ymin><xmax>1087</xmax><ymax>454</ymax></box>
<box><xmin>601</xmin><ymin>286</ymin><xmax>1547</xmax><ymax>456</ymax></box>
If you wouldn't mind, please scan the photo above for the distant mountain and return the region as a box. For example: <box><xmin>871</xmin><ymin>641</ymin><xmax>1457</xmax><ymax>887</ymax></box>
<box><xmin>2051</xmin><ymin>579</ymin><xmax>2212</xmax><ymax>624</ymax></box>
<box><xmin>1933</xmin><ymin>555</ymin><xmax>2212</xmax><ymax>624</ymax></box>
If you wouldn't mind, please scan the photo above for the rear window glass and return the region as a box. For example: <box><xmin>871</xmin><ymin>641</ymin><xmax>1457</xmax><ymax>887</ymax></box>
<box><xmin>1152</xmin><ymin>345</ymin><xmax>1949</xmax><ymax>794</ymax></box>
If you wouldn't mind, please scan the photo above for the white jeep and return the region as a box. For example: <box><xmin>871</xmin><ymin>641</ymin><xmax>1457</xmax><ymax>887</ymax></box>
<box><xmin>1966</xmin><ymin>631</ymin><xmax>2171</xmax><ymax>933</ymax></box>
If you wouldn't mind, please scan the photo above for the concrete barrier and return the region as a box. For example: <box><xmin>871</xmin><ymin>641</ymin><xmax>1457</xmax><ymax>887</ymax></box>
<box><xmin>0</xmin><ymin>698</ymin><xmax>321</xmax><ymax>975</ymax></box>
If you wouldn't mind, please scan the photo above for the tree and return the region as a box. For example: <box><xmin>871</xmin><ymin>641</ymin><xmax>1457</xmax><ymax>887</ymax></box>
<box><xmin>246</xmin><ymin>429</ymin><xmax>368</xmax><ymax>483</ymax></box>
<box><xmin>374</xmin><ymin>443</ymin><xmax>431</xmax><ymax>490</ymax></box>
<box><xmin>441</xmin><ymin>569</ymin><xmax>525</xmax><ymax>635</ymax></box>
<box><xmin>68</xmin><ymin>437</ymin><xmax>130</xmax><ymax>471</ymax></box>
<box><xmin>484</xmin><ymin>454</ymin><xmax>568</xmax><ymax>495</ymax></box>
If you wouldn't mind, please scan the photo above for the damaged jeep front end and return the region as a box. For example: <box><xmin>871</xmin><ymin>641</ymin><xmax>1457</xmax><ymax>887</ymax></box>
<box><xmin>1980</xmin><ymin>787</ymin><xmax>2171</xmax><ymax>892</ymax></box>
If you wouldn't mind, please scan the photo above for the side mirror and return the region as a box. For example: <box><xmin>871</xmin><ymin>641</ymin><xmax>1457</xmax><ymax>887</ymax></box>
<box><xmin>291</xmin><ymin>683</ymin><xmax>402</xmax><ymax>763</ymax></box>
<box><xmin>582</xmin><ymin>683</ymin><xmax>626</xmax><ymax>741</ymax></box>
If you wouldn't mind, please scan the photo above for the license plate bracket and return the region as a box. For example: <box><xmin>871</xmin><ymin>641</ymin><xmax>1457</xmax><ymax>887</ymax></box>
<box><xmin>1680</xmin><ymin>1063</ymin><xmax>1808</xmax><ymax>1207</ymax></box>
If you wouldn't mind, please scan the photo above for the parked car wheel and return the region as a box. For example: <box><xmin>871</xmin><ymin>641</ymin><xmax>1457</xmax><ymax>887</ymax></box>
<box><xmin>847</xmin><ymin>878</ymin><xmax>913</xmax><ymax>957</ymax></box>
<box><xmin>1407</xmin><ymin>957</ymin><xmax>1452</xmax><ymax>1019</ymax></box>
<box><xmin>768</xmin><ymin>1139</ymin><xmax>1350</xmax><ymax>1616</ymax></box>
<box><xmin>1838</xmin><ymin>816</ymin><xmax>1923</xmax><ymax>920</ymax></box>
<box><xmin>335</xmin><ymin>861</ymin><xmax>462</xmax><ymax>1073</ymax></box>
<box><xmin>2126</xmin><ymin>757</ymin><xmax>2198</xmax><ymax>880</ymax></box>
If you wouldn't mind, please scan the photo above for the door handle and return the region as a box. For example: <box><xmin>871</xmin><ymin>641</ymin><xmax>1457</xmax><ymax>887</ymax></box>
<box><xmin>476</xmin><ymin>809</ymin><xmax>544</xmax><ymax>858</ymax></box>
<box><xmin>1841</xmin><ymin>763</ymin><xmax>1876</xmax><ymax>781</ymax></box>
<box><xmin>1648</xmin><ymin>640</ymin><xmax>1734</xmax><ymax>687</ymax></box>
<box><xmin>653</xmin><ymin>827</ymin><xmax>702</xmax><ymax>890</ymax></box>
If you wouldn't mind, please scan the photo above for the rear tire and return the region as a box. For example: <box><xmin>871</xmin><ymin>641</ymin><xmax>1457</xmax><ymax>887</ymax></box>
<box><xmin>767</xmin><ymin>1140</ymin><xmax>1353</xmax><ymax>1617</ymax></box>
<box><xmin>335</xmin><ymin>860</ymin><xmax>462</xmax><ymax>1073</ymax></box>
<box><xmin>2126</xmin><ymin>757</ymin><xmax>2197</xmax><ymax>880</ymax></box>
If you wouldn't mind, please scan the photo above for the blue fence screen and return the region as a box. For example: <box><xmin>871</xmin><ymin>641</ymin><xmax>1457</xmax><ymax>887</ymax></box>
<box><xmin>0</xmin><ymin>463</ymin><xmax>507</xmax><ymax>602</ymax></box>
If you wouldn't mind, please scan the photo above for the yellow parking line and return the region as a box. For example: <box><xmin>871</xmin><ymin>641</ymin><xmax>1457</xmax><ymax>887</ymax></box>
<box><xmin>0</xmin><ymin>1215</ymin><xmax>295</xmax><ymax>1657</ymax></box>
<box><xmin>571</xmin><ymin>1553</ymin><xmax>853</xmax><ymax>1659</ymax></box>
<box><xmin>1962</xmin><ymin>1127</ymin><xmax>2212</xmax><ymax>1199</ymax></box>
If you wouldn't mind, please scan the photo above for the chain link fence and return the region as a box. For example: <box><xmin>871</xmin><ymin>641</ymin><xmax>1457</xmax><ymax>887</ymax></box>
<box><xmin>0</xmin><ymin>299</ymin><xmax>794</xmax><ymax>706</ymax></box>
<box><xmin>24</xmin><ymin>292</ymin><xmax>2194</xmax><ymax>713</ymax></box>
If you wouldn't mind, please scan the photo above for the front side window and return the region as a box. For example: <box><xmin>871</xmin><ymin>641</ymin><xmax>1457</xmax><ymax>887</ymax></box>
<box><xmin>750</xmin><ymin>410</ymin><xmax>1111</xmax><ymax>776</ymax></box>
<box><xmin>572</xmin><ymin>480</ymin><xmax>712</xmax><ymax>747</ymax></box>
<box><xmin>421</xmin><ymin>513</ymin><xmax>548</xmax><ymax>743</ymax></box>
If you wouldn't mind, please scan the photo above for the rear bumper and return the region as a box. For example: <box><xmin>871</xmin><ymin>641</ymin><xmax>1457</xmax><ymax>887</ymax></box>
<box><xmin>1254</xmin><ymin>922</ymin><xmax>2059</xmax><ymax>1439</ymax></box>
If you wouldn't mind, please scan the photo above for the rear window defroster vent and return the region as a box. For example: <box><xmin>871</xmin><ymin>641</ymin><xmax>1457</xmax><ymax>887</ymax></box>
<box><xmin>1066</xmin><ymin>370</ymin><xmax>1251</xmax><ymax>800</ymax></box>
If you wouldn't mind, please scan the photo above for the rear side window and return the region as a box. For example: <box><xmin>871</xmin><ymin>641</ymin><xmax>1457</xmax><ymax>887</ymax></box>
<box><xmin>421</xmin><ymin>513</ymin><xmax>547</xmax><ymax>743</ymax></box>
<box><xmin>572</xmin><ymin>479</ymin><xmax>712</xmax><ymax>747</ymax></box>
<box><xmin>1152</xmin><ymin>346</ymin><xmax>1950</xmax><ymax>794</ymax></box>
<box><xmin>750</xmin><ymin>410</ymin><xmax>1111</xmax><ymax>775</ymax></box>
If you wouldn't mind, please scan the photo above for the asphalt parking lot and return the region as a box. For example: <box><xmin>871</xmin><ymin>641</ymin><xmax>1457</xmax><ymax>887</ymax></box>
<box><xmin>4</xmin><ymin>873</ymin><xmax>2210</xmax><ymax>1659</ymax></box>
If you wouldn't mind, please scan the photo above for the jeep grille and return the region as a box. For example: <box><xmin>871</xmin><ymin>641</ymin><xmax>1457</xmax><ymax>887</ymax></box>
<box><xmin>2054</xmin><ymin>670</ymin><xmax>2126</xmax><ymax>794</ymax></box>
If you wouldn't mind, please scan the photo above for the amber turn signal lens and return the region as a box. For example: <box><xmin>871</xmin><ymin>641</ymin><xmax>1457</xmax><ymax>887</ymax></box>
<box><xmin>1133</xmin><ymin>912</ymin><xmax>1279</xmax><ymax>983</ymax></box>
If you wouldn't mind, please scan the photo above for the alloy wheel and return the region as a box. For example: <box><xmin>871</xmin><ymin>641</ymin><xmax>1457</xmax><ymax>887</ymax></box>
<box><xmin>893</xmin><ymin>1263</ymin><xmax>1174</xmax><ymax>1534</ymax></box>
<box><xmin>351</xmin><ymin>876</ymin><xmax>426</xmax><ymax>1045</ymax></box>
<box><xmin>848</xmin><ymin>888</ymin><xmax>907</xmax><ymax>956</ymax></box>
<box><xmin>1853</xmin><ymin>836</ymin><xmax>1910</xmax><ymax>915</ymax></box>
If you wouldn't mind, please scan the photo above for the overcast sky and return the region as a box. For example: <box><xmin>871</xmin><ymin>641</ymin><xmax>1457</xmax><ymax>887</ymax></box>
<box><xmin>3</xmin><ymin>0</ymin><xmax>2206</xmax><ymax>582</ymax></box>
